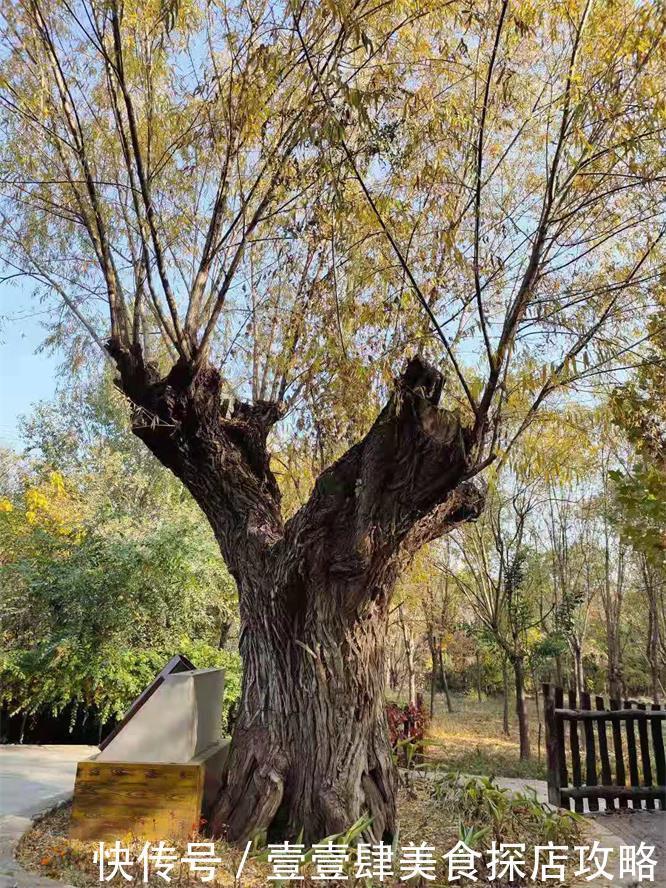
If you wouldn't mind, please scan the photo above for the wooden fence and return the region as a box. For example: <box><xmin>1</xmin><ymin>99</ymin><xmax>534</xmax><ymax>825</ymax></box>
<box><xmin>543</xmin><ymin>683</ymin><xmax>666</xmax><ymax>812</ymax></box>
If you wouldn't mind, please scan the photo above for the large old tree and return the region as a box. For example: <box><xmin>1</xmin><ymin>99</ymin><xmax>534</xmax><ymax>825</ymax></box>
<box><xmin>1</xmin><ymin>0</ymin><xmax>663</xmax><ymax>843</ymax></box>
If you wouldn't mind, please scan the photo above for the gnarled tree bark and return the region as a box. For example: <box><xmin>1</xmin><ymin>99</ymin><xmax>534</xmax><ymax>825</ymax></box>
<box><xmin>110</xmin><ymin>344</ymin><xmax>485</xmax><ymax>845</ymax></box>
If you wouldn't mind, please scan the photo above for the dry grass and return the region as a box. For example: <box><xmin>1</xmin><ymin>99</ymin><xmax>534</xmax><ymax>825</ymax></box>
<box><xmin>17</xmin><ymin>696</ymin><xmax>571</xmax><ymax>886</ymax></box>
<box><xmin>17</xmin><ymin>787</ymin><xmax>461</xmax><ymax>887</ymax></box>
<box><xmin>15</xmin><ymin>775</ymin><xmax>582</xmax><ymax>887</ymax></box>
<box><xmin>423</xmin><ymin>694</ymin><xmax>548</xmax><ymax>780</ymax></box>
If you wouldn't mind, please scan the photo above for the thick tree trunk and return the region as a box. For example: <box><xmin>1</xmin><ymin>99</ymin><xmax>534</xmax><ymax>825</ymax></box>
<box><xmin>109</xmin><ymin>348</ymin><xmax>485</xmax><ymax>844</ymax></box>
<box><xmin>212</xmin><ymin>592</ymin><xmax>397</xmax><ymax>844</ymax></box>
<box><xmin>513</xmin><ymin>656</ymin><xmax>531</xmax><ymax>761</ymax></box>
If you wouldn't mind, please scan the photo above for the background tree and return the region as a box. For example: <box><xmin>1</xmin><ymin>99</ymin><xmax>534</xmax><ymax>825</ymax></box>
<box><xmin>544</xmin><ymin>473</ymin><xmax>603</xmax><ymax>697</ymax></box>
<box><xmin>0</xmin><ymin>379</ymin><xmax>241</xmax><ymax>737</ymax></box>
<box><xmin>0</xmin><ymin>0</ymin><xmax>663</xmax><ymax>842</ymax></box>
<box><xmin>449</xmin><ymin>486</ymin><xmax>548</xmax><ymax>760</ymax></box>
<box><xmin>421</xmin><ymin>560</ymin><xmax>457</xmax><ymax>717</ymax></box>
<box><xmin>610</xmin><ymin>296</ymin><xmax>666</xmax><ymax>701</ymax></box>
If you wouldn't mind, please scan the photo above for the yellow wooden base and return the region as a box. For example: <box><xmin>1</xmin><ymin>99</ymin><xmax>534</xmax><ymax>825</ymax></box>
<box><xmin>70</xmin><ymin>760</ymin><xmax>205</xmax><ymax>842</ymax></box>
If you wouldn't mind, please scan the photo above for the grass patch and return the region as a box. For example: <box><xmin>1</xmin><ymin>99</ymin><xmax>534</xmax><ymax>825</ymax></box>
<box><xmin>424</xmin><ymin>693</ymin><xmax>547</xmax><ymax>780</ymax></box>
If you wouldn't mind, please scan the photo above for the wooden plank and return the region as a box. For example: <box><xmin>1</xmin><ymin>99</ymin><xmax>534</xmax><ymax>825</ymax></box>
<box><xmin>595</xmin><ymin>695</ymin><xmax>614</xmax><ymax>811</ymax></box>
<box><xmin>624</xmin><ymin>699</ymin><xmax>641</xmax><ymax>810</ymax></box>
<box><xmin>70</xmin><ymin>760</ymin><xmax>204</xmax><ymax>842</ymax></box>
<box><xmin>561</xmin><ymin>786</ymin><xmax>665</xmax><ymax>801</ymax></box>
<box><xmin>580</xmin><ymin>692</ymin><xmax>599</xmax><ymax>812</ymax></box>
<box><xmin>554</xmin><ymin>708</ymin><xmax>666</xmax><ymax>721</ymax></box>
<box><xmin>544</xmin><ymin>684</ymin><xmax>561</xmax><ymax>807</ymax></box>
<box><xmin>636</xmin><ymin>703</ymin><xmax>655</xmax><ymax>810</ymax></box>
<box><xmin>651</xmin><ymin>703</ymin><xmax>666</xmax><ymax>810</ymax></box>
<box><xmin>568</xmin><ymin>688</ymin><xmax>583</xmax><ymax>813</ymax></box>
<box><xmin>610</xmin><ymin>698</ymin><xmax>628</xmax><ymax>809</ymax></box>
<box><xmin>73</xmin><ymin>763</ymin><xmax>203</xmax><ymax>789</ymax></box>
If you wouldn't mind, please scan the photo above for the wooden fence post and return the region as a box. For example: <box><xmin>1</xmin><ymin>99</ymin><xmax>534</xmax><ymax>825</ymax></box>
<box><xmin>651</xmin><ymin>703</ymin><xmax>666</xmax><ymax>810</ymax></box>
<box><xmin>637</xmin><ymin>703</ymin><xmax>655</xmax><ymax>810</ymax></box>
<box><xmin>554</xmin><ymin>686</ymin><xmax>567</xmax><ymax>791</ymax></box>
<box><xmin>569</xmin><ymin>688</ymin><xmax>583</xmax><ymax>813</ymax></box>
<box><xmin>543</xmin><ymin>683</ymin><xmax>562</xmax><ymax>807</ymax></box>
<box><xmin>595</xmin><ymin>695</ymin><xmax>614</xmax><ymax>811</ymax></box>
<box><xmin>610</xmin><ymin>697</ymin><xmax>628</xmax><ymax>809</ymax></box>
<box><xmin>545</xmin><ymin>693</ymin><xmax>665</xmax><ymax>812</ymax></box>
<box><xmin>624</xmin><ymin>698</ymin><xmax>641</xmax><ymax>810</ymax></box>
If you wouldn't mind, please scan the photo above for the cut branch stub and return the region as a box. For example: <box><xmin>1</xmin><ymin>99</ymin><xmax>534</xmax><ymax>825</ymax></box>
<box><xmin>280</xmin><ymin>354</ymin><xmax>484</xmax><ymax>614</ymax></box>
<box><xmin>108</xmin><ymin>340</ymin><xmax>284</xmax><ymax>580</ymax></box>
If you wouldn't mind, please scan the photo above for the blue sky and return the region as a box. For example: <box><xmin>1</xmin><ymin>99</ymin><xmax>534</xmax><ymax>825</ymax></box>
<box><xmin>0</xmin><ymin>285</ymin><xmax>59</xmax><ymax>449</ymax></box>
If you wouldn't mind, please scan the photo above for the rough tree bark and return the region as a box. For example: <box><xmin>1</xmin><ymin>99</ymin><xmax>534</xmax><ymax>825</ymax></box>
<box><xmin>110</xmin><ymin>345</ymin><xmax>484</xmax><ymax>844</ymax></box>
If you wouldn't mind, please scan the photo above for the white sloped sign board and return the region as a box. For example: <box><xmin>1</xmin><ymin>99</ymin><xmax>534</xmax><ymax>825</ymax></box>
<box><xmin>97</xmin><ymin>667</ymin><xmax>225</xmax><ymax>764</ymax></box>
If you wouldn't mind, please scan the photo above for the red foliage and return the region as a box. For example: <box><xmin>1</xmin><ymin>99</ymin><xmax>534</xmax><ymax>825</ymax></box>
<box><xmin>386</xmin><ymin>694</ymin><xmax>428</xmax><ymax>747</ymax></box>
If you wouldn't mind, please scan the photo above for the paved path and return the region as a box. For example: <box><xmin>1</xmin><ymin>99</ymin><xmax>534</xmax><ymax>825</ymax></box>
<box><xmin>0</xmin><ymin>745</ymin><xmax>96</xmax><ymax>888</ymax></box>
<box><xmin>484</xmin><ymin>779</ymin><xmax>666</xmax><ymax>886</ymax></box>
<box><xmin>583</xmin><ymin>811</ymin><xmax>666</xmax><ymax>886</ymax></box>
<box><xmin>0</xmin><ymin>745</ymin><xmax>97</xmax><ymax>819</ymax></box>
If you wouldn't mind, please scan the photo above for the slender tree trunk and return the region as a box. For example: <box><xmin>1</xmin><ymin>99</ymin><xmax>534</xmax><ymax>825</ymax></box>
<box><xmin>475</xmin><ymin>650</ymin><xmax>483</xmax><ymax>702</ymax></box>
<box><xmin>439</xmin><ymin>647</ymin><xmax>454</xmax><ymax>713</ymax></box>
<box><xmin>502</xmin><ymin>658</ymin><xmax>510</xmax><ymax>736</ymax></box>
<box><xmin>642</xmin><ymin>558</ymin><xmax>662</xmax><ymax>705</ymax></box>
<box><xmin>385</xmin><ymin>650</ymin><xmax>393</xmax><ymax>690</ymax></box>
<box><xmin>648</xmin><ymin>608</ymin><xmax>660</xmax><ymax>705</ymax></box>
<box><xmin>572</xmin><ymin>643</ymin><xmax>585</xmax><ymax>696</ymax></box>
<box><xmin>513</xmin><ymin>656</ymin><xmax>531</xmax><ymax>760</ymax></box>
<box><xmin>531</xmin><ymin>663</ymin><xmax>542</xmax><ymax>763</ymax></box>
<box><xmin>429</xmin><ymin>667</ymin><xmax>436</xmax><ymax>717</ymax></box>
<box><xmin>555</xmin><ymin>654</ymin><xmax>563</xmax><ymax>688</ymax></box>
<box><xmin>218</xmin><ymin>619</ymin><xmax>231</xmax><ymax>649</ymax></box>
<box><xmin>607</xmin><ymin>625</ymin><xmax>623</xmax><ymax>701</ymax></box>
<box><xmin>398</xmin><ymin>606</ymin><xmax>417</xmax><ymax>705</ymax></box>
<box><xmin>111</xmin><ymin>350</ymin><xmax>485</xmax><ymax>844</ymax></box>
<box><xmin>428</xmin><ymin>635</ymin><xmax>437</xmax><ymax>717</ymax></box>
<box><xmin>601</xmin><ymin>501</ymin><xmax>625</xmax><ymax>702</ymax></box>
